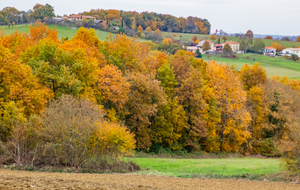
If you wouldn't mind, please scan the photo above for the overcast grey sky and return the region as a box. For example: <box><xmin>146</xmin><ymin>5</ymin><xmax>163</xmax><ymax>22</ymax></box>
<box><xmin>1</xmin><ymin>0</ymin><xmax>300</xmax><ymax>36</ymax></box>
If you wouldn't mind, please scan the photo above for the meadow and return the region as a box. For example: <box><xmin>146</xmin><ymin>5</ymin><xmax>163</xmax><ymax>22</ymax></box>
<box><xmin>203</xmin><ymin>54</ymin><xmax>300</xmax><ymax>78</ymax></box>
<box><xmin>1</xmin><ymin>24</ymin><xmax>115</xmax><ymax>41</ymax></box>
<box><xmin>163</xmin><ymin>32</ymin><xmax>300</xmax><ymax>47</ymax></box>
<box><xmin>127</xmin><ymin>157</ymin><xmax>282</xmax><ymax>178</ymax></box>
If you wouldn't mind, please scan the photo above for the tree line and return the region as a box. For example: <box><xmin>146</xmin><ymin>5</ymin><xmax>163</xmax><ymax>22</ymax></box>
<box><xmin>0</xmin><ymin>23</ymin><xmax>299</xmax><ymax>172</ymax></box>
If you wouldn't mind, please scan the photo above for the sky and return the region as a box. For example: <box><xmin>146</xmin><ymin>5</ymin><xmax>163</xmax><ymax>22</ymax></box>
<box><xmin>1</xmin><ymin>0</ymin><xmax>300</xmax><ymax>36</ymax></box>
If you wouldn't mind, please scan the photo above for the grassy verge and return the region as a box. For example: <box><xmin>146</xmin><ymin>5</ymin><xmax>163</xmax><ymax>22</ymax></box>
<box><xmin>127</xmin><ymin>157</ymin><xmax>281</xmax><ymax>177</ymax></box>
<box><xmin>126</xmin><ymin>157</ymin><xmax>299</xmax><ymax>182</ymax></box>
<box><xmin>203</xmin><ymin>54</ymin><xmax>300</xmax><ymax>78</ymax></box>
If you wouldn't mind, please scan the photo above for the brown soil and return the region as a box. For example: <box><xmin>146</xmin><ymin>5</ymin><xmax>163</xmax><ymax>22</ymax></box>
<box><xmin>0</xmin><ymin>169</ymin><xmax>299</xmax><ymax>190</ymax></box>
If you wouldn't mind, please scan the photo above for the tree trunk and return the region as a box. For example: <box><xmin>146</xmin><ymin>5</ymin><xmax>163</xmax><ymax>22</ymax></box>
<box><xmin>220</xmin><ymin>87</ymin><xmax>228</xmax><ymax>152</ymax></box>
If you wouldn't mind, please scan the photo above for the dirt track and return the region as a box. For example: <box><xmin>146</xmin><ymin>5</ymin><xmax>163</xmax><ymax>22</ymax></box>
<box><xmin>0</xmin><ymin>169</ymin><xmax>299</xmax><ymax>190</ymax></box>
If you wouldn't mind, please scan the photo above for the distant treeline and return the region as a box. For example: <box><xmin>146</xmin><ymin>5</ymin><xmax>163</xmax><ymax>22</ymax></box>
<box><xmin>82</xmin><ymin>9</ymin><xmax>211</xmax><ymax>34</ymax></box>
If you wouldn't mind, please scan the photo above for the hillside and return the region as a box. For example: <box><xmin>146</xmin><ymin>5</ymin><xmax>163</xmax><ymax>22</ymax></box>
<box><xmin>203</xmin><ymin>54</ymin><xmax>300</xmax><ymax>78</ymax></box>
<box><xmin>164</xmin><ymin>32</ymin><xmax>300</xmax><ymax>47</ymax></box>
<box><xmin>1</xmin><ymin>24</ymin><xmax>115</xmax><ymax>41</ymax></box>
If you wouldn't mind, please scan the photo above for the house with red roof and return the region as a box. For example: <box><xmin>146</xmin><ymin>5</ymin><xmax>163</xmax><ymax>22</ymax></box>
<box><xmin>221</xmin><ymin>41</ymin><xmax>240</xmax><ymax>53</ymax></box>
<box><xmin>264</xmin><ymin>47</ymin><xmax>276</xmax><ymax>56</ymax></box>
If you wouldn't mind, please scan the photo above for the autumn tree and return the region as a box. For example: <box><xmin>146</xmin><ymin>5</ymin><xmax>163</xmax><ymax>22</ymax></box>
<box><xmin>0</xmin><ymin>44</ymin><xmax>52</xmax><ymax>118</ymax></box>
<box><xmin>172</xmin><ymin>51</ymin><xmax>207</xmax><ymax>150</ymax></box>
<box><xmin>297</xmin><ymin>36</ymin><xmax>300</xmax><ymax>42</ymax></box>
<box><xmin>192</xmin><ymin>35</ymin><xmax>198</xmax><ymax>42</ymax></box>
<box><xmin>245</xmin><ymin>30</ymin><xmax>254</xmax><ymax>38</ymax></box>
<box><xmin>125</xmin><ymin>73</ymin><xmax>166</xmax><ymax>150</ymax></box>
<box><xmin>222</xmin><ymin>44</ymin><xmax>233</xmax><ymax>57</ymax></box>
<box><xmin>265</xmin><ymin>36</ymin><xmax>273</xmax><ymax>40</ymax></box>
<box><xmin>206</xmin><ymin>61</ymin><xmax>251</xmax><ymax>152</ymax></box>
<box><xmin>240</xmin><ymin>63</ymin><xmax>267</xmax><ymax>90</ymax></box>
<box><xmin>272</xmin><ymin>42</ymin><xmax>285</xmax><ymax>52</ymax></box>
<box><xmin>97</xmin><ymin>65</ymin><xmax>130</xmax><ymax>121</ymax></box>
<box><xmin>137</xmin><ymin>25</ymin><xmax>143</xmax><ymax>32</ymax></box>
<box><xmin>210</xmin><ymin>34</ymin><xmax>217</xmax><ymax>41</ymax></box>
<box><xmin>222</xmin><ymin>36</ymin><xmax>227</xmax><ymax>42</ymax></box>
<box><xmin>202</xmin><ymin>41</ymin><xmax>210</xmax><ymax>51</ymax></box>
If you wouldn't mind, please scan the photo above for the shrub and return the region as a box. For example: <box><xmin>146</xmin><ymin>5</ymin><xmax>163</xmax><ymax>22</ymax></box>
<box><xmin>0</xmin><ymin>95</ymin><xmax>136</xmax><ymax>171</ymax></box>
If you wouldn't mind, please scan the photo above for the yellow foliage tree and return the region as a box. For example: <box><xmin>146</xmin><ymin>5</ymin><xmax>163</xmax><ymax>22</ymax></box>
<box><xmin>206</xmin><ymin>61</ymin><xmax>251</xmax><ymax>152</ymax></box>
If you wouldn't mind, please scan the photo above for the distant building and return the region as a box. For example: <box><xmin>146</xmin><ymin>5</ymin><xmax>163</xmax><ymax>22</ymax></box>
<box><xmin>264</xmin><ymin>47</ymin><xmax>276</xmax><ymax>56</ymax></box>
<box><xmin>281</xmin><ymin>48</ymin><xmax>300</xmax><ymax>57</ymax></box>
<box><xmin>221</xmin><ymin>41</ymin><xmax>240</xmax><ymax>52</ymax></box>
<box><xmin>196</xmin><ymin>40</ymin><xmax>214</xmax><ymax>53</ymax></box>
<box><xmin>52</xmin><ymin>17</ymin><xmax>64</xmax><ymax>22</ymax></box>
<box><xmin>69</xmin><ymin>14</ymin><xmax>96</xmax><ymax>20</ymax></box>
<box><xmin>214</xmin><ymin>44</ymin><xmax>223</xmax><ymax>52</ymax></box>
<box><xmin>186</xmin><ymin>46</ymin><xmax>200</xmax><ymax>53</ymax></box>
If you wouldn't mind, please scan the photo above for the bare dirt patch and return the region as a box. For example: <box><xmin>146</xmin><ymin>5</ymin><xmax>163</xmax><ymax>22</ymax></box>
<box><xmin>0</xmin><ymin>169</ymin><xmax>299</xmax><ymax>190</ymax></box>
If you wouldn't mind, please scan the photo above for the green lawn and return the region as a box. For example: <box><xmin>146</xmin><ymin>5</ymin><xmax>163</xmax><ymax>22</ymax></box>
<box><xmin>163</xmin><ymin>32</ymin><xmax>300</xmax><ymax>48</ymax></box>
<box><xmin>128</xmin><ymin>157</ymin><xmax>282</xmax><ymax>178</ymax></box>
<box><xmin>1</xmin><ymin>24</ymin><xmax>117</xmax><ymax>41</ymax></box>
<box><xmin>203</xmin><ymin>54</ymin><xmax>300</xmax><ymax>78</ymax></box>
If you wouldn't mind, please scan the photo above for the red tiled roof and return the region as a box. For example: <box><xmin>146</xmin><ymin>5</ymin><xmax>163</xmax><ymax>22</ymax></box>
<box><xmin>205</xmin><ymin>40</ymin><xmax>214</xmax><ymax>43</ymax></box>
<box><xmin>215</xmin><ymin>44</ymin><xmax>223</xmax><ymax>47</ymax></box>
<box><xmin>222</xmin><ymin>41</ymin><xmax>240</xmax><ymax>45</ymax></box>
<box><xmin>69</xmin><ymin>14</ymin><xmax>95</xmax><ymax>19</ymax></box>
<box><xmin>265</xmin><ymin>46</ymin><xmax>276</xmax><ymax>50</ymax></box>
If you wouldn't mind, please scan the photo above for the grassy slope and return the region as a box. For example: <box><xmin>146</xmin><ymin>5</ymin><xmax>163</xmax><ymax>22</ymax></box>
<box><xmin>1</xmin><ymin>24</ymin><xmax>148</xmax><ymax>42</ymax></box>
<box><xmin>1</xmin><ymin>24</ymin><xmax>115</xmax><ymax>41</ymax></box>
<box><xmin>163</xmin><ymin>32</ymin><xmax>300</xmax><ymax>47</ymax></box>
<box><xmin>128</xmin><ymin>157</ymin><xmax>281</xmax><ymax>178</ymax></box>
<box><xmin>203</xmin><ymin>54</ymin><xmax>300</xmax><ymax>78</ymax></box>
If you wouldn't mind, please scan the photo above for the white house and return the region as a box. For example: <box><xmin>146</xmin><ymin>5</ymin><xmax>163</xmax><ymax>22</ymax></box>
<box><xmin>264</xmin><ymin>47</ymin><xmax>276</xmax><ymax>56</ymax></box>
<box><xmin>186</xmin><ymin>46</ymin><xmax>200</xmax><ymax>53</ymax></box>
<box><xmin>221</xmin><ymin>41</ymin><xmax>240</xmax><ymax>53</ymax></box>
<box><xmin>196</xmin><ymin>40</ymin><xmax>214</xmax><ymax>53</ymax></box>
<box><xmin>281</xmin><ymin>48</ymin><xmax>300</xmax><ymax>57</ymax></box>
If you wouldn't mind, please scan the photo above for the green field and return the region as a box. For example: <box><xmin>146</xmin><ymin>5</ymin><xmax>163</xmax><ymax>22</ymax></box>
<box><xmin>203</xmin><ymin>54</ymin><xmax>300</xmax><ymax>78</ymax></box>
<box><xmin>1</xmin><ymin>24</ymin><xmax>117</xmax><ymax>41</ymax></box>
<box><xmin>163</xmin><ymin>32</ymin><xmax>300</xmax><ymax>47</ymax></box>
<box><xmin>128</xmin><ymin>157</ymin><xmax>282</xmax><ymax>178</ymax></box>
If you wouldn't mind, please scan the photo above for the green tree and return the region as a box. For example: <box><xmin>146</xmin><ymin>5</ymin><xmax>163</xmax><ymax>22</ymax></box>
<box><xmin>30</xmin><ymin>3</ymin><xmax>55</xmax><ymax>21</ymax></box>
<box><xmin>118</xmin><ymin>27</ymin><xmax>125</xmax><ymax>34</ymax></box>
<box><xmin>152</xmin><ymin>97</ymin><xmax>188</xmax><ymax>150</ymax></box>
<box><xmin>195</xmin><ymin>48</ymin><xmax>202</xmax><ymax>58</ymax></box>
<box><xmin>1</xmin><ymin>7</ymin><xmax>19</xmax><ymax>28</ymax></box>
<box><xmin>290</xmin><ymin>54</ymin><xmax>299</xmax><ymax>62</ymax></box>
<box><xmin>251</xmin><ymin>39</ymin><xmax>265</xmax><ymax>54</ymax></box>
<box><xmin>157</xmin><ymin>63</ymin><xmax>178</xmax><ymax>97</ymax></box>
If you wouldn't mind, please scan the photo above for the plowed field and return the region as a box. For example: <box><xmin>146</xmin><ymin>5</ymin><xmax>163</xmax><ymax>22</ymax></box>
<box><xmin>0</xmin><ymin>169</ymin><xmax>299</xmax><ymax>190</ymax></box>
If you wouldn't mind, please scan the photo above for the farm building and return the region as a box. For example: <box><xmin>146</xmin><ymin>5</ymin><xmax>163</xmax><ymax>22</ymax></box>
<box><xmin>281</xmin><ymin>48</ymin><xmax>300</xmax><ymax>57</ymax></box>
<box><xmin>68</xmin><ymin>14</ymin><xmax>96</xmax><ymax>20</ymax></box>
<box><xmin>264</xmin><ymin>47</ymin><xmax>276</xmax><ymax>56</ymax></box>
<box><xmin>186</xmin><ymin>46</ymin><xmax>200</xmax><ymax>53</ymax></box>
<box><xmin>196</xmin><ymin>40</ymin><xmax>215</xmax><ymax>52</ymax></box>
<box><xmin>214</xmin><ymin>44</ymin><xmax>223</xmax><ymax>52</ymax></box>
<box><xmin>221</xmin><ymin>41</ymin><xmax>240</xmax><ymax>53</ymax></box>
